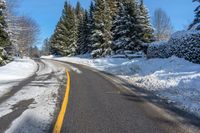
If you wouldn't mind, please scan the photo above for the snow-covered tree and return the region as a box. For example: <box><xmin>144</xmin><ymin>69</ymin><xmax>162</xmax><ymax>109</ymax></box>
<box><xmin>112</xmin><ymin>0</ymin><xmax>152</xmax><ymax>54</ymax></box>
<box><xmin>189</xmin><ymin>0</ymin><xmax>200</xmax><ymax>30</ymax></box>
<box><xmin>111</xmin><ymin>2</ymin><xmax>133</xmax><ymax>54</ymax></box>
<box><xmin>51</xmin><ymin>2</ymin><xmax>77</xmax><ymax>56</ymax></box>
<box><xmin>107</xmin><ymin>0</ymin><xmax>118</xmax><ymax>19</ymax></box>
<box><xmin>0</xmin><ymin>0</ymin><xmax>10</xmax><ymax>47</ymax></box>
<box><xmin>76</xmin><ymin>10</ymin><xmax>91</xmax><ymax>55</ymax></box>
<box><xmin>91</xmin><ymin>0</ymin><xmax>112</xmax><ymax>58</ymax></box>
<box><xmin>127</xmin><ymin>0</ymin><xmax>147</xmax><ymax>51</ymax></box>
<box><xmin>138</xmin><ymin>0</ymin><xmax>154</xmax><ymax>43</ymax></box>
<box><xmin>0</xmin><ymin>0</ymin><xmax>11</xmax><ymax>65</ymax></box>
<box><xmin>87</xmin><ymin>2</ymin><xmax>95</xmax><ymax>53</ymax></box>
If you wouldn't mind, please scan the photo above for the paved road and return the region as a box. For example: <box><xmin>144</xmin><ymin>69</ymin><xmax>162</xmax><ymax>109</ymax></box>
<box><xmin>55</xmin><ymin>61</ymin><xmax>194</xmax><ymax>133</ymax></box>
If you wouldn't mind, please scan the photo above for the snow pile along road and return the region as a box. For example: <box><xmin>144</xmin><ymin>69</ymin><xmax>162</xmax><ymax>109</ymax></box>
<box><xmin>0</xmin><ymin>59</ymin><xmax>38</xmax><ymax>97</ymax></box>
<box><xmin>0</xmin><ymin>60</ymin><xmax>66</xmax><ymax>133</ymax></box>
<box><xmin>43</xmin><ymin>55</ymin><xmax>200</xmax><ymax>118</ymax></box>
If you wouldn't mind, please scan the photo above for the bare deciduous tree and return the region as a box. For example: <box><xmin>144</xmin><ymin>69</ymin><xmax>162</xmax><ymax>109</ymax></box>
<box><xmin>16</xmin><ymin>16</ymin><xmax>40</xmax><ymax>57</ymax></box>
<box><xmin>5</xmin><ymin>0</ymin><xmax>40</xmax><ymax>57</ymax></box>
<box><xmin>152</xmin><ymin>8</ymin><xmax>173</xmax><ymax>41</ymax></box>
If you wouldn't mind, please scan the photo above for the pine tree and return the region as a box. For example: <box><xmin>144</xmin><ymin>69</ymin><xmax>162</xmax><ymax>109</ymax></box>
<box><xmin>112</xmin><ymin>0</ymin><xmax>153</xmax><ymax>54</ymax></box>
<box><xmin>76</xmin><ymin>10</ymin><xmax>91</xmax><ymax>54</ymax></box>
<box><xmin>87</xmin><ymin>2</ymin><xmax>95</xmax><ymax>53</ymax></box>
<box><xmin>65</xmin><ymin>4</ymin><xmax>77</xmax><ymax>56</ymax></box>
<box><xmin>0</xmin><ymin>0</ymin><xmax>10</xmax><ymax>47</ymax></box>
<box><xmin>189</xmin><ymin>0</ymin><xmax>200</xmax><ymax>30</ymax></box>
<box><xmin>50</xmin><ymin>2</ymin><xmax>77</xmax><ymax>56</ymax></box>
<box><xmin>107</xmin><ymin>0</ymin><xmax>118</xmax><ymax>19</ymax></box>
<box><xmin>138</xmin><ymin>0</ymin><xmax>154</xmax><ymax>43</ymax></box>
<box><xmin>111</xmin><ymin>2</ymin><xmax>133</xmax><ymax>54</ymax></box>
<box><xmin>91</xmin><ymin>0</ymin><xmax>113</xmax><ymax>58</ymax></box>
<box><xmin>50</xmin><ymin>20</ymin><xmax>63</xmax><ymax>55</ymax></box>
<box><xmin>0</xmin><ymin>0</ymin><xmax>11</xmax><ymax>65</ymax></box>
<box><xmin>127</xmin><ymin>0</ymin><xmax>144</xmax><ymax>52</ymax></box>
<box><xmin>75</xmin><ymin>1</ymin><xmax>84</xmax><ymax>22</ymax></box>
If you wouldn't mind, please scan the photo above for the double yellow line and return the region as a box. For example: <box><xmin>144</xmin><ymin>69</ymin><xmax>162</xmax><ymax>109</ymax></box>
<box><xmin>53</xmin><ymin>70</ymin><xmax>71</xmax><ymax>133</ymax></box>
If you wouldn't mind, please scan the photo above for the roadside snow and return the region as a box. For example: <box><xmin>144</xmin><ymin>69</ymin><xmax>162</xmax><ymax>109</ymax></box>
<box><xmin>42</xmin><ymin>55</ymin><xmax>200</xmax><ymax>118</ymax></box>
<box><xmin>3</xmin><ymin>60</ymin><xmax>65</xmax><ymax>133</ymax></box>
<box><xmin>0</xmin><ymin>59</ymin><xmax>37</xmax><ymax>97</ymax></box>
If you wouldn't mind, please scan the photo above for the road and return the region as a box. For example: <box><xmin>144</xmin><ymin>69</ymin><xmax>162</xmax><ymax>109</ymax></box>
<box><xmin>53</xmin><ymin>60</ymin><xmax>196</xmax><ymax>133</ymax></box>
<box><xmin>0</xmin><ymin>59</ymin><xmax>198</xmax><ymax>133</ymax></box>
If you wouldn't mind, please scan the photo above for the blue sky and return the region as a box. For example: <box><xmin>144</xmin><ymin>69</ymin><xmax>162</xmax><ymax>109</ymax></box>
<box><xmin>17</xmin><ymin>0</ymin><xmax>197</xmax><ymax>47</ymax></box>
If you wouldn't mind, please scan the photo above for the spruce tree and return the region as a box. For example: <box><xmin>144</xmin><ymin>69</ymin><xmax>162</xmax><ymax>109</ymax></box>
<box><xmin>50</xmin><ymin>2</ymin><xmax>77</xmax><ymax>56</ymax></box>
<box><xmin>107</xmin><ymin>0</ymin><xmax>118</xmax><ymax>19</ymax></box>
<box><xmin>76</xmin><ymin>10</ymin><xmax>91</xmax><ymax>54</ymax></box>
<box><xmin>112</xmin><ymin>0</ymin><xmax>153</xmax><ymax>54</ymax></box>
<box><xmin>127</xmin><ymin>0</ymin><xmax>143</xmax><ymax>52</ymax></box>
<box><xmin>91</xmin><ymin>0</ymin><xmax>112</xmax><ymax>58</ymax></box>
<box><xmin>0</xmin><ymin>0</ymin><xmax>10</xmax><ymax>47</ymax></box>
<box><xmin>87</xmin><ymin>2</ymin><xmax>95</xmax><ymax>53</ymax></box>
<box><xmin>75</xmin><ymin>1</ymin><xmax>84</xmax><ymax>21</ymax></box>
<box><xmin>0</xmin><ymin>0</ymin><xmax>11</xmax><ymax>65</ymax></box>
<box><xmin>189</xmin><ymin>0</ymin><xmax>200</xmax><ymax>30</ymax></box>
<box><xmin>138</xmin><ymin>0</ymin><xmax>154</xmax><ymax>43</ymax></box>
<box><xmin>111</xmin><ymin>2</ymin><xmax>133</xmax><ymax>54</ymax></box>
<box><xmin>65</xmin><ymin>4</ymin><xmax>77</xmax><ymax>56</ymax></box>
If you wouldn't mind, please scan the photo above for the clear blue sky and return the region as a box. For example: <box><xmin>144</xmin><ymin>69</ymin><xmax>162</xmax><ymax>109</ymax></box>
<box><xmin>17</xmin><ymin>0</ymin><xmax>197</xmax><ymax>48</ymax></box>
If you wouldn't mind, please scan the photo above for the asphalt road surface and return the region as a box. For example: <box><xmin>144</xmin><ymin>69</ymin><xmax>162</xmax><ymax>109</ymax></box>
<box><xmin>54</xmin><ymin>60</ymin><xmax>197</xmax><ymax>133</ymax></box>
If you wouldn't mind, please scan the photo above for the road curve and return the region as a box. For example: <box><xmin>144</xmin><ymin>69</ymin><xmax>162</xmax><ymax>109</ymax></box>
<box><xmin>52</xmin><ymin>60</ymin><xmax>195</xmax><ymax>133</ymax></box>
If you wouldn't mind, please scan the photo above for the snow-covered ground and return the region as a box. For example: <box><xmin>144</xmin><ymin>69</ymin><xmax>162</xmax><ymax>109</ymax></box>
<box><xmin>42</xmin><ymin>55</ymin><xmax>200</xmax><ymax>118</ymax></box>
<box><xmin>0</xmin><ymin>60</ymin><xmax>66</xmax><ymax>133</ymax></box>
<box><xmin>0</xmin><ymin>58</ymin><xmax>38</xmax><ymax>97</ymax></box>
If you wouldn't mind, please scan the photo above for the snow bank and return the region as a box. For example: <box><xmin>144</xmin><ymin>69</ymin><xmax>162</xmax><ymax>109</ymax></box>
<box><xmin>44</xmin><ymin>55</ymin><xmax>200</xmax><ymax>118</ymax></box>
<box><xmin>0</xmin><ymin>59</ymin><xmax>37</xmax><ymax>97</ymax></box>
<box><xmin>2</xmin><ymin>60</ymin><xmax>65</xmax><ymax>133</ymax></box>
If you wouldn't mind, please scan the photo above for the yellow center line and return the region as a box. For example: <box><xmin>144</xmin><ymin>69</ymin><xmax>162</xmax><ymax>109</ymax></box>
<box><xmin>53</xmin><ymin>69</ymin><xmax>71</xmax><ymax>133</ymax></box>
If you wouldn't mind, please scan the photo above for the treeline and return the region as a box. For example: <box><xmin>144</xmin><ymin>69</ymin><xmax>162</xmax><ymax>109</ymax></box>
<box><xmin>50</xmin><ymin>0</ymin><xmax>154</xmax><ymax>58</ymax></box>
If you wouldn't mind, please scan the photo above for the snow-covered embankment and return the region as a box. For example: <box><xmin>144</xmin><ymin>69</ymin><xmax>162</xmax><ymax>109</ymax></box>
<box><xmin>0</xmin><ymin>58</ymin><xmax>38</xmax><ymax>97</ymax></box>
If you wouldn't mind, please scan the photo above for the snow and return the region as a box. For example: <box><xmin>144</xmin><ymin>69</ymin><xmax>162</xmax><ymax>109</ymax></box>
<box><xmin>42</xmin><ymin>55</ymin><xmax>200</xmax><ymax>118</ymax></box>
<box><xmin>2</xmin><ymin>60</ymin><xmax>65</xmax><ymax>133</ymax></box>
<box><xmin>0</xmin><ymin>58</ymin><xmax>37</xmax><ymax>97</ymax></box>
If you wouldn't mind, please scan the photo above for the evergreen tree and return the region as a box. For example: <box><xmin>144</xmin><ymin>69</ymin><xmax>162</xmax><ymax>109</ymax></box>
<box><xmin>91</xmin><ymin>0</ymin><xmax>112</xmax><ymax>58</ymax></box>
<box><xmin>76</xmin><ymin>11</ymin><xmax>91</xmax><ymax>54</ymax></box>
<box><xmin>138</xmin><ymin>0</ymin><xmax>154</xmax><ymax>43</ymax></box>
<box><xmin>0</xmin><ymin>0</ymin><xmax>10</xmax><ymax>47</ymax></box>
<box><xmin>51</xmin><ymin>2</ymin><xmax>77</xmax><ymax>56</ymax></box>
<box><xmin>111</xmin><ymin>2</ymin><xmax>133</xmax><ymax>54</ymax></box>
<box><xmin>112</xmin><ymin>0</ymin><xmax>153</xmax><ymax>54</ymax></box>
<box><xmin>0</xmin><ymin>0</ymin><xmax>11</xmax><ymax>65</ymax></box>
<box><xmin>189</xmin><ymin>0</ymin><xmax>200</xmax><ymax>30</ymax></box>
<box><xmin>127</xmin><ymin>0</ymin><xmax>144</xmax><ymax>51</ymax></box>
<box><xmin>87</xmin><ymin>2</ymin><xmax>95</xmax><ymax>53</ymax></box>
<box><xmin>75</xmin><ymin>1</ymin><xmax>84</xmax><ymax>22</ymax></box>
<box><xmin>107</xmin><ymin>0</ymin><xmax>118</xmax><ymax>19</ymax></box>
